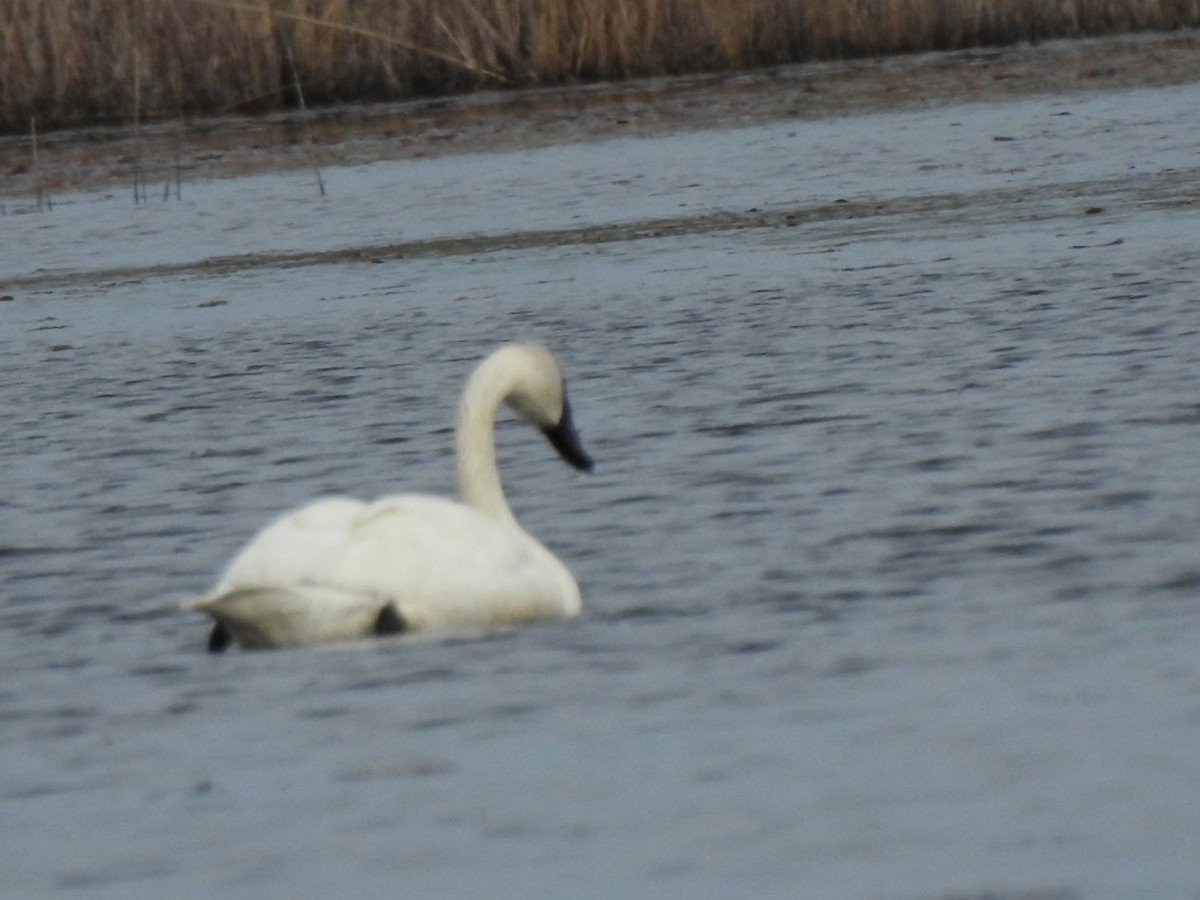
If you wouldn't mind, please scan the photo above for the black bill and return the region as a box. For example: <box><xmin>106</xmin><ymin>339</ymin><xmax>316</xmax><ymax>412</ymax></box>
<box><xmin>542</xmin><ymin>394</ymin><xmax>594</xmax><ymax>472</ymax></box>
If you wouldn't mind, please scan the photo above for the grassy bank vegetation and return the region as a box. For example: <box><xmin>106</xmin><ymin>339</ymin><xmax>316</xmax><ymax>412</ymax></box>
<box><xmin>2</xmin><ymin>0</ymin><xmax>1198</xmax><ymax>133</ymax></box>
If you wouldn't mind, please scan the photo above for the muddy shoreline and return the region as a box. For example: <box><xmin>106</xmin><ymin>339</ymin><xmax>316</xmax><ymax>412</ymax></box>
<box><xmin>2</xmin><ymin>30</ymin><xmax>1198</xmax><ymax>199</ymax></box>
<box><xmin>4</xmin><ymin>164</ymin><xmax>1194</xmax><ymax>293</ymax></box>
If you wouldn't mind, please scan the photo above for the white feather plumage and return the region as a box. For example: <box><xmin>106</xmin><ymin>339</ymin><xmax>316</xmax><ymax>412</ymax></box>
<box><xmin>184</xmin><ymin>344</ymin><xmax>591</xmax><ymax>650</ymax></box>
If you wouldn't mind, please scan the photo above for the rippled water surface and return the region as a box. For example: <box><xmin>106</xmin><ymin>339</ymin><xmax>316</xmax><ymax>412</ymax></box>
<box><xmin>3</xmin><ymin>83</ymin><xmax>1200</xmax><ymax>899</ymax></box>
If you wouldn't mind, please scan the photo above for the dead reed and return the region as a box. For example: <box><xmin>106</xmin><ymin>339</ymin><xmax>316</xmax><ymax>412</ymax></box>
<box><xmin>1</xmin><ymin>0</ymin><xmax>1198</xmax><ymax>134</ymax></box>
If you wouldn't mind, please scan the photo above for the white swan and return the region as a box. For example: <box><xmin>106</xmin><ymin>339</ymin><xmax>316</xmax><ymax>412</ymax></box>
<box><xmin>184</xmin><ymin>343</ymin><xmax>593</xmax><ymax>651</ymax></box>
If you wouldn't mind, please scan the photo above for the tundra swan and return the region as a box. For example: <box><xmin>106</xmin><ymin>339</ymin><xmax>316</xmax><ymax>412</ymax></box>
<box><xmin>185</xmin><ymin>343</ymin><xmax>592</xmax><ymax>651</ymax></box>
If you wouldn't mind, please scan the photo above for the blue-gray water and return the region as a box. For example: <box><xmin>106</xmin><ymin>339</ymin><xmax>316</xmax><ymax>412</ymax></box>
<box><xmin>2</xmin><ymin>82</ymin><xmax>1199</xmax><ymax>899</ymax></box>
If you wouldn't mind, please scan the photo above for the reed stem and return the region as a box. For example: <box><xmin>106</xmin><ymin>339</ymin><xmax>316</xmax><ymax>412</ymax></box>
<box><xmin>265</xmin><ymin>0</ymin><xmax>325</xmax><ymax>196</ymax></box>
<box><xmin>31</xmin><ymin>116</ymin><xmax>50</xmax><ymax>211</ymax></box>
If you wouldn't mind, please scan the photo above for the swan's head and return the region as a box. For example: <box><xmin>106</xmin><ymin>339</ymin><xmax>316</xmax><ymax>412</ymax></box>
<box><xmin>487</xmin><ymin>344</ymin><xmax>593</xmax><ymax>472</ymax></box>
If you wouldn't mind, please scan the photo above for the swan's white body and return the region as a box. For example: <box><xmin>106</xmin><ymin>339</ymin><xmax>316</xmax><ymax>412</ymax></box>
<box><xmin>185</xmin><ymin>344</ymin><xmax>592</xmax><ymax>650</ymax></box>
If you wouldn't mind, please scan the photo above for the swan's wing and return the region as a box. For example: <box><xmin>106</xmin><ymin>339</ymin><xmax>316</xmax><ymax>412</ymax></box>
<box><xmin>326</xmin><ymin>495</ymin><xmax>581</xmax><ymax>630</ymax></box>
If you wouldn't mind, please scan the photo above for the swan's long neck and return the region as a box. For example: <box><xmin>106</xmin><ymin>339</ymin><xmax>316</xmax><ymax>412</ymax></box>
<box><xmin>455</xmin><ymin>360</ymin><xmax>518</xmax><ymax>527</ymax></box>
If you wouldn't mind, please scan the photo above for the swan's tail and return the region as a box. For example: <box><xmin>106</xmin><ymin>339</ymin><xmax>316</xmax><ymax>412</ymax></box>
<box><xmin>183</xmin><ymin>586</ymin><xmax>400</xmax><ymax>650</ymax></box>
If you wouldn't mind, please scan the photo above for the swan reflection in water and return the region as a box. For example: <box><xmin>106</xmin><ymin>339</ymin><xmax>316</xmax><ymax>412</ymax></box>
<box><xmin>184</xmin><ymin>343</ymin><xmax>593</xmax><ymax>652</ymax></box>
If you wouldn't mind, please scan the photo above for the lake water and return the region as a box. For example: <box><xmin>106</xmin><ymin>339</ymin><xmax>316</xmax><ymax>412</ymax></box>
<box><xmin>2</xmin><ymin>80</ymin><xmax>1200</xmax><ymax>899</ymax></box>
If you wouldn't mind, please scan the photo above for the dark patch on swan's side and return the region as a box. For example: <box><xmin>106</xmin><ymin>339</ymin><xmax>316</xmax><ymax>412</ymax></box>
<box><xmin>373</xmin><ymin>604</ymin><xmax>407</xmax><ymax>637</ymax></box>
<box><xmin>207</xmin><ymin>623</ymin><xmax>233</xmax><ymax>653</ymax></box>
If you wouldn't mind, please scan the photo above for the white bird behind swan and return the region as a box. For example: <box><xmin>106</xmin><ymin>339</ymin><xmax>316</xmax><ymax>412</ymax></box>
<box><xmin>184</xmin><ymin>343</ymin><xmax>593</xmax><ymax>651</ymax></box>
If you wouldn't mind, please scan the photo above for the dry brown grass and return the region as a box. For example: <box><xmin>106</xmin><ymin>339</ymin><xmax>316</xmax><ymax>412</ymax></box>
<box><xmin>1</xmin><ymin>0</ymin><xmax>1198</xmax><ymax>133</ymax></box>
